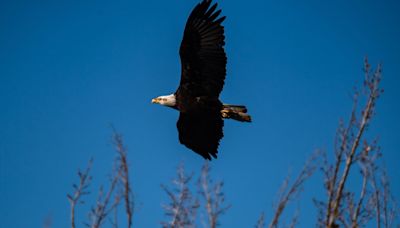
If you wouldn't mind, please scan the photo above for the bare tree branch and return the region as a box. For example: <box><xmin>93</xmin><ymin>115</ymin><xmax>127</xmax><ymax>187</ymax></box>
<box><xmin>68</xmin><ymin>159</ymin><xmax>93</xmax><ymax>228</ymax></box>
<box><xmin>161</xmin><ymin>163</ymin><xmax>199</xmax><ymax>228</ymax></box>
<box><xmin>351</xmin><ymin>167</ymin><xmax>368</xmax><ymax>226</ymax></box>
<box><xmin>199</xmin><ymin>162</ymin><xmax>231</xmax><ymax>228</ymax></box>
<box><xmin>89</xmin><ymin>167</ymin><xmax>121</xmax><ymax>228</ymax></box>
<box><xmin>288</xmin><ymin>209</ymin><xmax>300</xmax><ymax>228</ymax></box>
<box><xmin>87</xmin><ymin>129</ymin><xmax>134</xmax><ymax>228</ymax></box>
<box><xmin>268</xmin><ymin>152</ymin><xmax>318</xmax><ymax>228</ymax></box>
<box><xmin>319</xmin><ymin>58</ymin><xmax>386</xmax><ymax>227</ymax></box>
<box><xmin>112</xmin><ymin>130</ymin><xmax>134</xmax><ymax>228</ymax></box>
<box><xmin>325</xmin><ymin>94</ymin><xmax>359</xmax><ymax>227</ymax></box>
<box><xmin>369</xmin><ymin>166</ymin><xmax>400</xmax><ymax>228</ymax></box>
<box><xmin>255</xmin><ymin>212</ymin><xmax>265</xmax><ymax>228</ymax></box>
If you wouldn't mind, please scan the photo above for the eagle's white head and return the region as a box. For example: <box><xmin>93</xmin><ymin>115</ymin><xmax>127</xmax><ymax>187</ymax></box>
<box><xmin>151</xmin><ymin>93</ymin><xmax>176</xmax><ymax>108</ymax></box>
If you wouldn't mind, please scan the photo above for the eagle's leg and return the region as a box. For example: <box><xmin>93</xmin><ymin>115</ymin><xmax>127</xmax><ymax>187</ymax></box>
<box><xmin>221</xmin><ymin>109</ymin><xmax>229</xmax><ymax>118</ymax></box>
<box><xmin>221</xmin><ymin>104</ymin><xmax>251</xmax><ymax>122</ymax></box>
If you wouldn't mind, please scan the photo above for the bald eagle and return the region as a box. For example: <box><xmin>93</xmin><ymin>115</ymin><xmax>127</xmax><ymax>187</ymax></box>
<box><xmin>152</xmin><ymin>0</ymin><xmax>251</xmax><ymax>160</ymax></box>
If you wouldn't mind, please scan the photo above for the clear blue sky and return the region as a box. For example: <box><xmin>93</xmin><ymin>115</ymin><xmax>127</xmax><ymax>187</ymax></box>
<box><xmin>1</xmin><ymin>0</ymin><xmax>399</xmax><ymax>227</ymax></box>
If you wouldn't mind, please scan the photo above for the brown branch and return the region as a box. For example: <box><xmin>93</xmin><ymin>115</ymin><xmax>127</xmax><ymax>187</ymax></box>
<box><xmin>68</xmin><ymin>128</ymin><xmax>135</xmax><ymax>228</ymax></box>
<box><xmin>255</xmin><ymin>212</ymin><xmax>265</xmax><ymax>228</ymax></box>
<box><xmin>67</xmin><ymin>159</ymin><xmax>93</xmax><ymax>228</ymax></box>
<box><xmin>161</xmin><ymin>163</ymin><xmax>198</xmax><ymax>228</ymax></box>
<box><xmin>326</xmin><ymin>58</ymin><xmax>382</xmax><ymax>227</ymax></box>
<box><xmin>199</xmin><ymin>162</ymin><xmax>231</xmax><ymax>228</ymax></box>
<box><xmin>112</xmin><ymin>130</ymin><xmax>134</xmax><ymax>228</ymax></box>
<box><xmin>111</xmin><ymin>202</ymin><xmax>119</xmax><ymax>228</ymax></box>
<box><xmin>90</xmin><ymin>129</ymin><xmax>135</xmax><ymax>228</ymax></box>
<box><xmin>330</xmin><ymin>95</ymin><xmax>373</xmax><ymax>223</ymax></box>
<box><xmin>325</xmin><ymin>94</ymin><xmax>359</xmax><ymax>227</ymax></box>
<box><xmin>349</xmin><ymin>142</ymin><xmax>378</xmax><ymax>227</ymax></box>
<box><xmin>269</xmin><ymin>152</ymin><xmax>318</xmax><ymax>228</ymax></box>
<box><xmin>381</xmin><ymin>171</ymin><xmax>389</xmax><ymax>228</ymax></box>
<box><xmin>369</xmin><ymin>167</ymin><xmax>400</xmax><ymax>228</ymax></box>
<box><xmin>351</xmin><ymin>170</ymin><xmax>368</xmax><ymax>226</ymax></box>
<box><xmin>372</xmin><ymin>174</ymin><xmax>382</xmax><ymax>228</ymax></box>
<box><xmin>288</xmin><ymin>209</ymin><xmax>300</xmax><ymax>228</ymax></box>
<box><xmin>90</xmin><ymin>169</ymin><xmax>121</xmax><ymax>228</ymax></box>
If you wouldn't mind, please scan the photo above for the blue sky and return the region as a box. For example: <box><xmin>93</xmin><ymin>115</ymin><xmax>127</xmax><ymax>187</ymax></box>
<box><xmin>1</xmin><ymin>0</ymin><xmax>399</xmax><ymax>227</ymax></box>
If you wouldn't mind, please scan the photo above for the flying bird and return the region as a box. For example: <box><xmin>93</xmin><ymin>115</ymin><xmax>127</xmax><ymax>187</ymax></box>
<box><xmin>152</xmin><ymin>0</ymin><xmax>251</xmax><ymax>160</ymax></box>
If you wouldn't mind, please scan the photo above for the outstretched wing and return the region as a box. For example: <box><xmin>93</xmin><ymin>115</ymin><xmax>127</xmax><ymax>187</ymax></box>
<box><xmin>177</xmin><ymin>111</ymin><xmax>223</xmax><ymax>160</ymax></box>
<box><xmin>177</xmin><ymin>0</ymin><xmax>227</xmax><ymax>98</ymax></box>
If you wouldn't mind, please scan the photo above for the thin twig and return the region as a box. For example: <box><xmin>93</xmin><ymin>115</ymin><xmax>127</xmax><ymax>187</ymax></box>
<box><xmin>199</xmin><ymin>162</ymin><xmax>230</xmax><ymax>228</ymax></box>
<box><xmin>90</xmin><ymin>169</ymin><xmax>121</xmax><ymax>228</ymax></box>
<box><xmin>112</xmin><ymin>130</ymin><xmax>134</xmax><ymax>228</ymax></box>
<box><xmin>255</xmin><ymin>212</ymin><xmax>265</xmax><ymax>228</ymax></box>
<box><xmin>325</xmin><ymin>94</ymin><xmax>359</xmax><ymax>227</ymax></box>
<box><xmin>68</xmin><ymin>159</ymin><xmax>93</xmax><ymax>228</ymax></box>
<box><xmin>327</xmin><ymin>58</ymin><xmax>382</xmax><ymax>227</ymax></box>
<box><xmin>289</xmin><ymin>209</ymin><xmax>300</xmax><ymax>228</ymax></box>
<box><xmin>352</xmin><ymin>170</ymin><xmax>368</xmax><ymax>226</ymax></box>
<box><xmin>269</xmin><ymin>152</ymin><xmax>318</xmax><ymax>228</ymax></box>
<box><xmin>161</xmin><ymin>163</ymin><xmax>198</xmax><ymax>228</ymax></box>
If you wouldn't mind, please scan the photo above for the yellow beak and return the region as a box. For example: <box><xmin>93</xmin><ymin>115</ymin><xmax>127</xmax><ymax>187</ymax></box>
<box><xmin>151</xmin><ymin>98</ymin><xmax>157</xmax><ymax>104</ymax></box>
